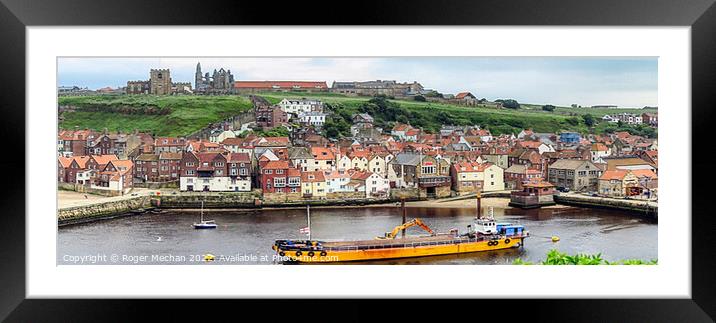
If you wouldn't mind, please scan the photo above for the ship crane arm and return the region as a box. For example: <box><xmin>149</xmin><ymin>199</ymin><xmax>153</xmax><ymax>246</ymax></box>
<box><xmin>381</xmin><ymin>218</ymin><xmax>435</xmax><ymax>239</ymax></box>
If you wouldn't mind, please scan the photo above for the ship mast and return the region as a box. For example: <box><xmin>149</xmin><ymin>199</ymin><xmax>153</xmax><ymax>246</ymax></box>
<box><xmin>476</xmin><ymin>190</ymin><xmax>482</xmax><ymax>220</ymax></box>
<box><xmin>307</xmin><ymin>204</ymin><xmax>311</xmax><ymax>241</ymax></box>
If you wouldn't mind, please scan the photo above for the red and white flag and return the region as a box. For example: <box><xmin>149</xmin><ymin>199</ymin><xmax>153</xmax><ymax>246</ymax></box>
<box><xmin>299</xmin><ymin>227</ymin><xmax>310</xmax><ymax>234</ymax></box>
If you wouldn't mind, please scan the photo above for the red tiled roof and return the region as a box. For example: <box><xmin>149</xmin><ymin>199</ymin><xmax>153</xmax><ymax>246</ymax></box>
<box><xmin>452</xmin><ymin>161</ymin><xmax>493</xmax><ymax>173</ymax></box>
<box><xmin>599</xmin><ymin>170</ymin><xmax>629</xmax><ymax>180</ymax></box>
<box><xmin>108</xmin><ymin>159</ymin><xmax>133</xmax><ymax>171</ymax></box>
<box><xmin>301</xmin><ymin>171</ymin><xmax>326</xmax><ymax>182</ymax></box>
<box><xmin>58</xmin><ymin>156</ymin><xmax>73</xmax><ymax>168</ymax></box>
<box><xmin>263</xmin><ymin>160</ymin><xmax>289</xmax><ymax>170</ymax></box>
<box><xmin>311</xmin><ymin>147</ymin><xmax>335</xmax><ymax>160</ymax></box>
<box><xmin>227</xmin><ymin>152</ymin><xmax>250</xmax><ymax>163</ymax></box>
<box><xmin>519</xmin><ymin>141</ymin><xmax>541</xmax><ymax>149</ymax></box>
<box><xmin>591</xmin><ymin>143</ymin><xmax>609</xmax><ymax>151</ymax></box>
<box><xmin>72</xmin><ymin>156</ymin><xmax>90</xmax><ymax>168</ymax></box>
<box><xmin>455</xmin><ymin>92</ymin><xmax>473</xmax><ymax>99</ymax></box>
<box><xmin>91</xmin><ymin>154</ymin><xmax>118</xmax><ymax>166</ymax></box>
<box><xmin>287</xmin><ymin>168</ymin><xmax>301</xmax><ymax>177</ymax></box>
<box><xmin>350</xmin><ymin>170</ymin><xmax>373</xmax><ymax>180</ymax></box>
<box><xmin>631</xmin><ymin>169</ymin><xmax>657</xmax><ymax>179</ymax></box>
<box><xmin>234</xmin><ymin>81</ymin><xmax>327</xmax><ymax>89</ymax></box>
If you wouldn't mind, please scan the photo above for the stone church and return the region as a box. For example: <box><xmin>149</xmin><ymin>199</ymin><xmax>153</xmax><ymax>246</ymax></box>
<box><xmin>195</xmin><ymin>62</ymin><xmax>235</xmax><ymax>94</ymax></box>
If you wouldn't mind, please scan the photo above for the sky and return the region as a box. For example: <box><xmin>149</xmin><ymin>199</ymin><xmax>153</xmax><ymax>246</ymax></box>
<box><xmin>58</xmin><ymin>57</ymin><xmax>658</xmax><ymax>108</ymax></box>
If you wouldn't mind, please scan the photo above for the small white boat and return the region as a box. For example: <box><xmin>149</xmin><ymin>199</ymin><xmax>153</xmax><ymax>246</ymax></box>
<box><xmin>193</xmin><ymin>201</ymin><xmax>217</xmax><ymax>229</ymax></box>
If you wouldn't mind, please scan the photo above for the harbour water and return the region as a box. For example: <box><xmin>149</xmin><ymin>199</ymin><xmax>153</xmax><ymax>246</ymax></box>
<box><xmin>57</xmin><ymin>205</ymin><xmax>657</xmax><ymax>265</ymax></box>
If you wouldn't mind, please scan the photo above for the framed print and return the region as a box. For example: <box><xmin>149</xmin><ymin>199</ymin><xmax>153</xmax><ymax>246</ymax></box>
<box><xmin>1</xmin><ymin>0</ymin><xmax>715</xmax><ymax>321</ymax></box>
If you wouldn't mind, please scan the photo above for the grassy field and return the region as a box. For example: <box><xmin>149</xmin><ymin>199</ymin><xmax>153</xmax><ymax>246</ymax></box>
<box><xmin>258</xmin><ymin>92</ymin><xmax>582</xmax><ymax>134</ymax></box>
<box><xmin>59</xmin><ymin>95</ymin><xmax>253</xmax><ymax>136</ymax></box>
<box><xmin>58</xmin><ymin>92</ymin><xmax>657</xmax><ymax>137</ymax></box>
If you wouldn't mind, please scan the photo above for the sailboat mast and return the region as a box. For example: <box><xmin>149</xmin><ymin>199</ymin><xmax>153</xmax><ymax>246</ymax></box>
<box><xmin>201</xmin><ymin>200</ymin><xmax>204</xmax><ymax>222</ymax></box>
<box><xmin>307</xmin><ymin>204</ymin><xmax>311</xmax><ymax>240</ymax></box>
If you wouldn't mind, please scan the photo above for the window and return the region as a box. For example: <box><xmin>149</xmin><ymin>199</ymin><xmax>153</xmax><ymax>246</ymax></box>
<box><xmin>215</xmin><ymin>162</ymin><xmax>224</xmax><ymax>167</ymax></box>
<box><xmin>274</xmin><ymin>177</ymin><xmax>286</xmax><ymax>187</ymax></box>
<box><xmin>187</xmin><ymin>170</ymin><xmax>195</xmax><ymax>175</ymax></box>
<box><xmin>239</xmin><ymin>168</ymin><xmax>247</xmax><ymax>175</ymax></box>
<box><xmin>276</xmin><ymin>169</ymin><xmax>284</xmax><ymax>174</ymax></box>
<box><xmin>422</xmin><ymin>166</ymin><xmax>436</xmax><ymax>174</ymax></box>
<box><xmin>265</xmin><ymin>169</ymin><xmax>272</xmax><ymax>174</ymax></box>
<box><xmin>216</xmin><ymin>170</ymin><xmax>223</xmax><ymax>176</ymax></box>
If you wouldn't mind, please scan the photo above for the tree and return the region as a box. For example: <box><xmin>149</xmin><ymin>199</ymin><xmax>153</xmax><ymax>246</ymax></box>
<box><xmin>496</xmin><ymin>99</ymin><xmax>520</xmax><ymax>109</ymax></box>
<box><xmin>414</xmin><ymin>95</ymin><xmax>426</xmax><ymax>102</ymax></box>
<box><xmin>542</xmin><ymin>104</ymin><xmax>556</xmax><ymax>112</ymax></box>
<box><xmin>566</xmin><ymin>117</ymin><xmax>580</xmax><ymax>126</ymax></box>
<box><xmin>582</xmin><ymin>113</ymin><xmax>595</xmax><ymax>127</ymax></box>
<box><xmin>322</xmin><ymin>117</ymin><xmax>351</xmax><ymax>139</ymax></box>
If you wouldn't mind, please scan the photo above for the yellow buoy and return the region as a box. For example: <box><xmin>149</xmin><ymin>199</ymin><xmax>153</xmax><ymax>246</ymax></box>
<box><xmin>551</xmin><ymin>236</ymin><xmax>560</xmax><ymax>242</ymax></box>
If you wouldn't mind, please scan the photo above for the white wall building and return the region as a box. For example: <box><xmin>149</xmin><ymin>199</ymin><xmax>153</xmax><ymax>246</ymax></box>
<box><xmin>278</xmin><ymin>98</ymin><xmax>323</xmax><ymax>115</ymax></box>
<box><xmin>298</xmin><ymin>112</ymin><xmax>326</xmax><ymax>128</ymax></box>
<box><xmin>180</xmin><ymin>176</ymin><xmax>251</xmax><ymax>192</ymax></box>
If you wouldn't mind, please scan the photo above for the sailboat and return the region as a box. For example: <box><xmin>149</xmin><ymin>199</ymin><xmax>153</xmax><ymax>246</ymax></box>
<box><xmin>193</xmin><ymin>201</ymin><xmax>217</xmax><ymax>229</ymax></box>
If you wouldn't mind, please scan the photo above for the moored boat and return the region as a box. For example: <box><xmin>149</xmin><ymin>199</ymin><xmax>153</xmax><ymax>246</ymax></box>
<box><xmin>272</xmin><ymin>194</ymin><xmax>528</xmax><ymax>263</ymax></box>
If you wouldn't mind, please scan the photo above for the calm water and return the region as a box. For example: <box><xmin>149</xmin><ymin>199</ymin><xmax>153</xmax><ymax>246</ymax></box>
<box><xmin>57</xmin><ymin>205</ymin><xmax>657</xmax><ymax>265</ymax></box>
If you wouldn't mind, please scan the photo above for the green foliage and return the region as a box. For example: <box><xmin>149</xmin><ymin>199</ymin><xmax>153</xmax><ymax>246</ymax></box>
<box><xmin>582</xmin><ymin>113</ymin><xmax>595</xmax><ymax>127</ymax></box>
<box><xmin>512</xmin><ymin>258</ymin><xmax>533</xmax><ymax>265</ymax></box>
<box><xmin>59</xmin><ymin>95</ymin><xmax>253</xmax><ymax>137</ymax></box>
<box><xmin>513</xmin><ymin>249</ymin><xmax>657</xmax><ymax>265</ymax></box>
<box><xmin>566</xmin><ymin>116</ymin><xmax>581</xmax><ymax>126</ymax></box>
<box><xmin>413</xmin><ymin>95</ymin><xmax>427</xmax><ymax>102</ymax></box>
<box><xmin>254</xmin><ymin>127</ymin><xmax>290</xmax><ymax>137</ymax></box>
<box><xmin>322</xmin><ymin>116</ymin><xmax>351</xmax><ymax>139</ymax></box>
<box><xmin>598</xmin><ymin>122</ymin><xmax>658</xmax><ymax>139</ymax></box>
<box><xmin>496</xmin><ymin>99</ymin><xmax>521</xmax><ymax>109</ymax></box>
<box><xmin>542</xmin><ymin>104</ymin><xmax>556</xmax><ymax>112</ymax></box>
<box><xmin>423</xmin><ymin>90</ymin><xmax>443</xmax><ymax>98</ymax></box>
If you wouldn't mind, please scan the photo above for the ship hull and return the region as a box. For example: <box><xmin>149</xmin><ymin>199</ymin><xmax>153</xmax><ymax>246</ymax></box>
<box><xmin>273</xmin><ymin>236</ymin><xmax>525</xmax><ymax>263</ymax></box>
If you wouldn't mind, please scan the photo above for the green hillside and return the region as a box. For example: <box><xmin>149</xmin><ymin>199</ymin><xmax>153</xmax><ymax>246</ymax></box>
<box><xmin>257</xmin><ymin>92</ymin><xmax>656</xmax><ymax>137</ymax></box>
<box><xmin>58</xmin><ymin>93</ymin><xmax>656</xmax><ymax>138</ymax></box>
<box><xmin>59</xmin><ymin>95</ymin><xmax>253</xmax><ymax>136</ymax></box>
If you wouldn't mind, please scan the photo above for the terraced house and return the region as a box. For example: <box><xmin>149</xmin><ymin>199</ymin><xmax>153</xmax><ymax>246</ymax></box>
<box><xmin>450</xmin><ymin>161</ymin><xmax>505</xmax><ymax>195</ymax></box>
<box><xmin>180</xmin><ymin>151</ymin><xmax>250</xmax><ymax>192</ymax></box>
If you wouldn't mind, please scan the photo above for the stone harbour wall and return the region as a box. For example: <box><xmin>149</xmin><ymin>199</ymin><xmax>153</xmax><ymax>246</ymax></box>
<box><xmin>58</xmin><ymin>196</ymin><xmax>151</xmax><ymax>226</ymax></box>
<box><xmin>554</xmin><ymin>194</ymin><xmax>657</xmax><ymax>219</ymax></box>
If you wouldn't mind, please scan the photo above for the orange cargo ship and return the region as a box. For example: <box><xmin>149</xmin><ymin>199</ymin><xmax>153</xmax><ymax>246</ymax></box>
<box><xmin>272</xmin><ymin>194</ymin><xmax>529</xmax><ymax>263</ymax></box>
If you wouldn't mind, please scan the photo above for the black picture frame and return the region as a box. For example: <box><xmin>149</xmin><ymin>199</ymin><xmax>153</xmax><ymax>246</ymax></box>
<box><xmin>1</xmin><ymin>0</ymin><xmax>714</xmax><ymax>321</ymax></box>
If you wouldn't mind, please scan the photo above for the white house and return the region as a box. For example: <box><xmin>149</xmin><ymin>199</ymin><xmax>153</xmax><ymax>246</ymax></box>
<box><xmin>210</xmin><ymin>130</ymin><xmax>236</xmax><ymax>143</ymax></box>
<box><xmin>298</xmin><ymin>112</ymin><xmax>327</xmax><ymax>128</ymax></box>
<box><xmin>337</xmin><ymin>155</ymin><xmax>352</xmax><ymax>171</ymax></box>
<box><xmin>180</xmin><ymin>176</ymin><xmax>250</xmax><ymax>192</ymax></box>
<box><xmin>351</xmin><ymin>171</ymin><xmax>390</xmax><ymax>198</ymax></box>
<box><xmin>324</xmin><ymin>170</ymin><xmax>353</xmax><ymax>193</ymax></box>
<box><xmin>278</xmin><ymin>98</ymin><xmax>322</xmax><ymax>115</ymax></box>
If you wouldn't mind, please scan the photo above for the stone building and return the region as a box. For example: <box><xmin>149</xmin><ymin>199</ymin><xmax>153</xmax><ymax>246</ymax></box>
<box><xmin>126</xmin><ymin>81</ymin><xmax>150</xmax><ymax>94</ymax></box>
<box><xmin>330</xmin><ymin>80</ymin><xmax>424</xmax><ymax>97</ymax></box>
<box><xmin>547</xmin><ymin>159</ymin><xmax>601</xmax><ymax>192</ymax></box>
<box><xmin>150</xmin><ymin>69</ymin><xmax>172</xmax><ymax>95</ymax></box>
<box><xmin>126</xmin><ymin>69</ymin><xmax>190</xmax><ymax>95</ymax></box>
<box><xmin>255</xmin><ymin>105</ymin><xmax>288</xmax><ymax>129</ymax></box>
<box><xmin>234</xmin><ymin>81</ymin><xmax>328</xmax><ymax>94</ymax></box>
<box><xmin>195</xmin><ymin>62</ymin><xmax>235</xmax><ymax>94</ymax></box>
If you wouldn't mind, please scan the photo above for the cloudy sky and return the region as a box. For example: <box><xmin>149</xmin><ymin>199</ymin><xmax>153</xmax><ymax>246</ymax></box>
<box><xmin>58</xmin><ymin>57</ymin><xmax>657</xmax><ymax>108</ymax></box>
